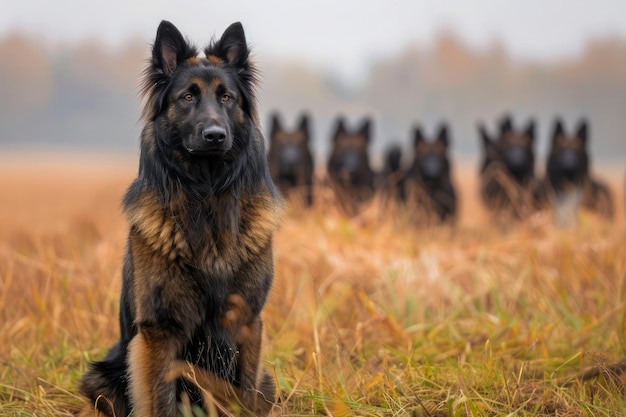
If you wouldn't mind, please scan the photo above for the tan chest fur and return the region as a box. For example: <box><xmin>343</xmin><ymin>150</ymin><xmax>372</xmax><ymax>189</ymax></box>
<box><xmin>124</xmin><ymin>190</ymin><xmax>282</xmax><ymax>277</ymax></box>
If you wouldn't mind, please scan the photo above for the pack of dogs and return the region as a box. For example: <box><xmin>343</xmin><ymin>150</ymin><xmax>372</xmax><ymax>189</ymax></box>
<box><xmin>79</xmin><ymin>20</ymin><xmax>619</xmax><ymax>417</ymax></box>
<box><xmin>269</xmin><ymin>113</ymin><xmax>616</xmax><ymax>225</ymax></box>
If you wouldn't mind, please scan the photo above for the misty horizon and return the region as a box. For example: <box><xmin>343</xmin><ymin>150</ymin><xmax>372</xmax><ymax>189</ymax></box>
<box><xmin>1</xmin><ymin>25</ymin><xmax>625</xmax><ymax>168</ymax></box>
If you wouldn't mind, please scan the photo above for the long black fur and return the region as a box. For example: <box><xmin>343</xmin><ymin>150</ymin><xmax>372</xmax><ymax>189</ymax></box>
<box><xmin>79</xmin><ymin>20</ymin><xmax>281</xmax><ymax>417</ymax></box>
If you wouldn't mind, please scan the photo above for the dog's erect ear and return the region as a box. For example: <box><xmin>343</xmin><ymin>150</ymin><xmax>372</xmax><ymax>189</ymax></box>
<box><xmin>551</xmin><ymin>118</ymin><xmax>565</xmax><ymax>147</ymax></box>
<box><xmin>213</xmin><ymin>22</ymin><xmax>249</xmax><ymax>70</ymax></box>
<box><xmin>153</xmin><ymin>21</ymin><xmax>194</xmax><ymax>77</ymax></box>
<box><xmin>269</xmin><ymin>113</ymin><xmax>281</xmax><ymax>139</ymax></box>
<box><xmin>359</xmin><ymin>118</ymin><xmax>372</xmax><ymax>144</ymax></box>
<box><xmin>437</xmin><ymin>123</ymin><xmax>450</xmax><ymax>148</ymax></box>
<box><xmin>298</xmin><ymin>113</ymin><xmax>311</xmax><ymax>143</ymax></box>
<box><xmin>499</xmin><ymin>114</ymin><xmax>513</xmax><ymax>136</ymax></box>
<box><xmin>413</xmin><ymin>126</ymin><xmax>424</xmax><ymax>148</ymax></box>
<box><xmin>141</xmin><ymin>21</ymin><xmax>197</xmax><ymax>120</ymax></box>
<box><xmin>478</xmin><ymin>123</ymin><xmax>491</xmax><ymax>148</ymax></box>
<box><xmin>332</xmin><ymin>116</ymin><xmax>346</xmax><ymax>142</ymax></box>
<box><xmin>524</xmin><ymin>119</ymin><xmax>536</xmax><ymax>143</ymax></box>
<box><xmin>479</xmin><ymin>124</ymin><xmax>499</xmax><ymax>162</ymax></box>
<box><xmin>576</xmin><ymin>119</ymin><xmax>588</xmax><ymax>146</ymax></box>
<box><xmin>206</xmin><ymin>22</ymin><xmax>258</xmax><ymax>116</ymax></box>
<box><xmin>298</xmin><ymin>113</ymin><xmax>310</xmax><ymax>133</ymax></box>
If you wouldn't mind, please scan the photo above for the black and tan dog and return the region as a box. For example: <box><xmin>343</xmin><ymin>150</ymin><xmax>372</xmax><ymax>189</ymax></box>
<box><xmin>267</xmin><ymin>112</ymin><xmax>314</xmax><ymax>206</ymax></box>
<box><xmin>326</xmin><ymin>116</ymin><xmax>376</xmax><ymax>214</ymax></box>
<box><xmin>400</xmin><ymin>124</ymin><xmax>457</xmax><ymax>224</ymax></box>
<box><xmin>79</xmin><ymin>21</ymin><xmax>283</xmax><ymax>417</ymax></box>
<box><xmin>536</xmin><ymin>118</ymin><xmax>613</xmax><ymax>221</ymax></box>
<box><xmin>478</xmin><ymin>115</ymin><xmax>537</xmax><ymax>220</ymax></box>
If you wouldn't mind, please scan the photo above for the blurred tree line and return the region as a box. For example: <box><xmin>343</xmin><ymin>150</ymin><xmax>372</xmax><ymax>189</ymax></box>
<box><xmin>1</xmin><ymin>31</ymin><xmax>625</xmax><ymax>163</ymax></box>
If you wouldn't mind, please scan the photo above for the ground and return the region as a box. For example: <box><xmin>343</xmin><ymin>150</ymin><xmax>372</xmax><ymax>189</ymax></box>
<box><xmin>0</xmin><ymin>153</ymin><xmax>625</xmax><ymax>416</ymax></box>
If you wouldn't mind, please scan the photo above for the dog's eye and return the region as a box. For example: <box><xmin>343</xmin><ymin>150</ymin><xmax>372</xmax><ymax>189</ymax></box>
<box><xmin>183</xmin><ymin>93</ymin><xmax>194</xmax><ymax>102</ymax></box>
<box><xmin>221</xmin><ymin>94</ymin><xmax>231</xmax><ymax>103</ymax></box>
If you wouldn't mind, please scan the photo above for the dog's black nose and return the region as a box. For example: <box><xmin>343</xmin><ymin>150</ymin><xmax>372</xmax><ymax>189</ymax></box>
<box><xmin>202</xmin><ymin>126</ymin><xmax>227</xmax><ymax>142</ymax></box>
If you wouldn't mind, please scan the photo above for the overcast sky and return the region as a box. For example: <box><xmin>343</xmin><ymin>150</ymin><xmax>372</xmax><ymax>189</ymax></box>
<box><xmin>2</xmin><ymin>0</ymin><xmax>626</xmax><ymax>80</ymax></box>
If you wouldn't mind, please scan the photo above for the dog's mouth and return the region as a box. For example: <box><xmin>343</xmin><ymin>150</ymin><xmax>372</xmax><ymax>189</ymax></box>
<box><xmin>185</xmin><ymin>146</ymin><xmax>227</xmax><ymax>156</ymax></box>
<box><xmin>184</xmin><ymin>133</ymin><xmax>233</xmax><ymax>156</ymax></box>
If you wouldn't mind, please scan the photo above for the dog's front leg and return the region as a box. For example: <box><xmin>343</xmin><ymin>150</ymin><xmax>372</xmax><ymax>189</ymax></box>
<box><xmin>127</xmin><ymin>325</ymin><xmax>181</xmax><ymax>417</ymax></box>
<box><xmin>237</xmin><ymin>316</ymin><xmax>275</xmax><ymax>415</ymax></box>
<box><xmin>222</xmin><ymin>294</ymin><xmax>275</xmax><ymax>415</ymax></box>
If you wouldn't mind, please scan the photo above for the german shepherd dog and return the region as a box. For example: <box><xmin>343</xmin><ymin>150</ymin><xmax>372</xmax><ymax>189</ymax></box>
<box><xmin>535</xmin><ymin>118</ymin><xmax>613</xmax><ymax>222</ymax></box>
<box><xmin>267</xmin><ymin>112</ymin><xmax>314</xmax><ymax>206</ymax></box>
<box><xmin>79</xmin><ymin>21</ymin><xmax>283</xmax><ymax>417</ymax></box>
<box><xmin>326</xmin><ymin>116</ymin><xmax>376</xmax><ymax>214</ymax></box>
<box><xmin>478</xmin><ymin>115</ymin><xmax>537</xmax><ymax>219</ymax></box>
<box><xmin>400</xmin><ymin>124</ymin><xmax>457</xmax><ymax>224</ymax></box>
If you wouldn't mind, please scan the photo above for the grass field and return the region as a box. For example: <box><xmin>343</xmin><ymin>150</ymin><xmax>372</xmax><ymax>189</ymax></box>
<box><xmin>1</xmin><ymin>153</ymin><xmax>625</xmax><ymax>416</ymax></box>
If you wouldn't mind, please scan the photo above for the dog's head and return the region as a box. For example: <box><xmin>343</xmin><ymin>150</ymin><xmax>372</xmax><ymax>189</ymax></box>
<box><xmin>268</xmin><ymin>113</ymin><xmax>312</xmax><ymax>180</ymax></box>
<box><xmin>547</xmin><ymin>118</ymin><xmax>589</xmax><ymax>185</ymax></box>
<box><xmin>327</xmin><ymin>117</ymin><xmax>373</xmax><ymax>186</ymax></box>
<box><xmin>479</xmin><ymin>115</ymin><xmax>535</xmax><ymax>183</ymax></box>
<box><xmin>412</xmin><ymin>124</ymin><xmax>451</xmax><ymax>182</ymax></box>
<box><xmin>141</xmin><ymin>21</ymin><xmax>257</xmax><ymax>160</ymax></box>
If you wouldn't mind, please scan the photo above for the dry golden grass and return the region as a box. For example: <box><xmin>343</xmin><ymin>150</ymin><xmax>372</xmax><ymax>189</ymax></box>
<box><xmin>1</xmin><ymin>153</ymin><xmax>625</xmax><ymax>416</ymax></box>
